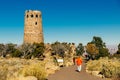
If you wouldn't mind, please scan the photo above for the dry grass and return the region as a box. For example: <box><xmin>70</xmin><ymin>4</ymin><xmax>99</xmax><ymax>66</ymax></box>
<box><xmin>86</xmin><ymin>57</ymin><xmax>120</xmax><ymax>78</ymax></box>
<box><xmin>0</xmin><ymin>57</ymin><xmax>59</xmax><ymax>80</ymax></box>
<box><xmin>64</xmin><ymin>57</ymin><xmax>73</xmax><ymax>67</ymax></box>
<box><xmin>22</xmin><ymin>63</ymin><xmax>47</xmax><ymax>80</ymax></box>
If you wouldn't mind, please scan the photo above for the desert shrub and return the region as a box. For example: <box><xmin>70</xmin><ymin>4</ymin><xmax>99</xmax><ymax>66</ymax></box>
<box><xmin>86</xmin><ymin>57</ymin><xmax>120</xmax><ymax>78</ymax></box>
<box><xmin>53</xmin><ymin>57</ymin><xmax>58</xmax><ymax>66</ymax></box>
<box><xmin>51</xmin><ymin>42</ymin><xmax>66</xmax><ymax>58</ymax></box>
<box><xmin>33</xmin><ymin>43</ymin><xmax>45</xmax><ymax>58</ymax></box>
<box><xmin>22</xmin><ymin>63</ymin><xmax>47</xmax><ymax>80</ymax></box>
<box><xmin>0</xmin><ymin>58</ymin><xmax>50</xmax><ymax>80</ymax></box>
<box><xmin>112</xmin><ymin>54</ymin><xmax>120</xmax><ymax>59</ymax></box>
<box><xmin>51</xmin><ymin>42</ymin><xmax>75</xmax><ymax>58</ymax></box>
<box><xmin>101</xmin><ymin>63</ymin><xmax>120</xmax><ymax>78</ymax></box>
<box><xmin>116</xmin><ymin>50</ymin><xmax>120</xmax><ymax>54</ymax></box>
<box><xmin>101</xmin><ymin>58</ymin><xmax>120</xmax><ymax>78</ymax></box>
<box><xmin>112</xmin><ymin>68</ymin><xmax>120</xmax><ymax>80</ymax></box>
<box><xmin>11</xmin><ymin>49</ymin><xmax>22</xmax><ymax>57</ymax></box>
<box><xmin>64</xmin><ymin>57</ymin><xmax>73</xmax><ymax>67</ymax></box>
<box><xmin>86</xmin><ymin>59</ymin><xmax>105</xmax><ymax>71</ymax></box>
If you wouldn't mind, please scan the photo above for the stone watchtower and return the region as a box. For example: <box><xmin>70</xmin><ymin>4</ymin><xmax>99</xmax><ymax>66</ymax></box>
<box><xmin>24</xmin><ymin>10</ymin><xmax>44</xmax><ymax>44</ymax></box>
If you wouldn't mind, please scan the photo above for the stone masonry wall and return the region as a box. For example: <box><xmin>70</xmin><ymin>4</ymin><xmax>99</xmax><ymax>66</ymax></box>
<box><xmin>24</xmin><ymin>10</ymin><xmax>44</xmax><ymax>44</ymax></box>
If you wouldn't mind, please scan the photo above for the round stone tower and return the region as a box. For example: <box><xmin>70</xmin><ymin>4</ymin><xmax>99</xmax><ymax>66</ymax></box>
<box><xmin>24</xmin><ymin>10</ymin><xmax>44</xmax><ymax>44</ymax></box>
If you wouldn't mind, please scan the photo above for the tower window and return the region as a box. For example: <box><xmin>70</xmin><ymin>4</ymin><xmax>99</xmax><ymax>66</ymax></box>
<box><xmin>26</xmin><ymin>15</ymin><xmax>29</xmax><ymax>18</ymax></box>
<box><xmin>35</xmin><ymin>22</ymin><xmax>37</xmax><ymax>25</ymax></box>
<box><xmin>31</xmin><ymin>14</ymin><xmax>33</xmax><ymax>18</ymax></box>
<box><xmin>36</xmin><ymin>15</ymin><xmax>38</xmax><ymax>18</ymax></box>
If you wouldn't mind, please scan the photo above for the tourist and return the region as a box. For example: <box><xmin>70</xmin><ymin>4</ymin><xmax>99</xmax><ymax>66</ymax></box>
<box><xmin>76</xmin><ymin>56</ymin><xmax>82</xmax><ymax>72</ymax></box>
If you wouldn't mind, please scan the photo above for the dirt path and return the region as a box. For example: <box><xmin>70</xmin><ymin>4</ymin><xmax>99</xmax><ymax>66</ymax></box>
<box><xmin>47</xmin><ymin>63</ymin><xmax>107</xmax><ymax>80</ymax></box>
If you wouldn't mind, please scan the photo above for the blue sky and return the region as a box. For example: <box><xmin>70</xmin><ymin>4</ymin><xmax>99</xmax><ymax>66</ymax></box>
<box><xmin>0</xmin><ymin>0</ymin><xmax>120</xmax><ymax>45</ymax></box>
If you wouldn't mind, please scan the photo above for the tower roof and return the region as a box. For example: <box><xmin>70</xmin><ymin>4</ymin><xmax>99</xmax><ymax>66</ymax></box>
<box><xmin>25</xmin><ymin>10</ymin><xmax>41</xmax><ymax>14</ymax></box>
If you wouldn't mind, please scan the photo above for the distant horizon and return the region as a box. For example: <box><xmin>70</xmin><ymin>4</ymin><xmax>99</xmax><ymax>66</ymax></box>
<box><xmin>0</xmin><ymin>0</ymin><xmax>120</xmax><ymax>45</ymax></box>
<box><xmin>0</xmin><ymin>40</ymin><xmax>118</xmax><ymax>46</ymax></box>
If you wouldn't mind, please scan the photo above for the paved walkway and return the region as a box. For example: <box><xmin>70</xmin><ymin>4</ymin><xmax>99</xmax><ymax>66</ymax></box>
<box><xmin>47</xmin><ymin>63</ymin><xmax>107</xmax><ymax>80</ymax></box>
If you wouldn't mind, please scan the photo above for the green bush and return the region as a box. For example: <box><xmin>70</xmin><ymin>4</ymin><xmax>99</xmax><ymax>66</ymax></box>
<box><xmin>33</xmin><ymin>43</ymin><xmax>45</xmax><ymax>58</ymax></box>
<box><xmin>11</xmin><ymin>49</ymin><xmax>22</xmax><ymax>57</ymax></box>
<box><xmin>97</xmin><ymin>48</ymin><xmax>109</xmax><ymax>59</ymax></box>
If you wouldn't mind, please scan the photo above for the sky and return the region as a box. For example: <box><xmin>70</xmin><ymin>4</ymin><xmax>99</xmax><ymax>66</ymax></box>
<box><xmin>0</xmin><ymin>0</ymin><xmax>120</xmax><ymax>45</ymax></box>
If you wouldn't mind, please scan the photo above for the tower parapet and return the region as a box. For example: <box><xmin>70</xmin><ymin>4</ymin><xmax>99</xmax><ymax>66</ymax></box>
<box><xmin>24</xmin><ymin>10</ymin><xmax>44</xmax><ymax>44</ymax></box>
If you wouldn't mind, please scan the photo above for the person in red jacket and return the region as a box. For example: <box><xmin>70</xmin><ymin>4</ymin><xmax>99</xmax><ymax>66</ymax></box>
<box><xmin>76</xmin><ymin>56</ymin><xmax>82</xmax><ymax>72</ymax></box>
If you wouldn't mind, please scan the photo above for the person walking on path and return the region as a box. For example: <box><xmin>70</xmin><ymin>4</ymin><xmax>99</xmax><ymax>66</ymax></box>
<box><xmin>76</xmin><ymin>56</ymin><xmax>82</xmax><ymax>72</ymax></box>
